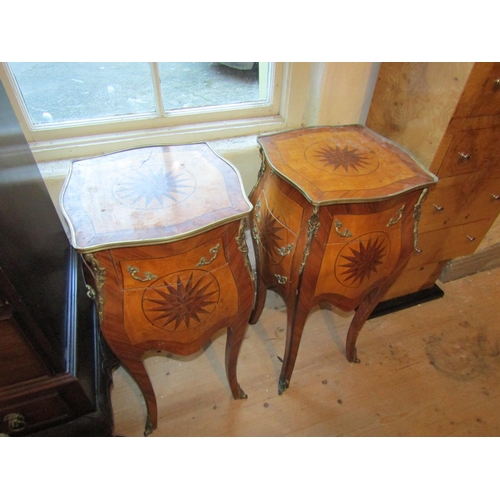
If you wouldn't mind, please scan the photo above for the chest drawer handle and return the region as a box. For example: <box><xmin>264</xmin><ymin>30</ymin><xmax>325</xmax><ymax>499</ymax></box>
<box><xmin>196</xmin><ymin>243</ymin><xmax>221</xmax><ymax>267</ymax></box>
<box><xmin>3</xmin><ymin>413</ymin><xmax>26</xmax><ymax>433</ymax></box>
<box><xmin>387</xmin><ymin>205</ymin><xmax>405</xmax><ymax>227</ymax></box>
<box><xmin>433</xmin><ymin>204</ymin><xmax>444</xmax><ymax>212</ymax></box>
<box><xmin>334</xmin><ymin>219</ymin><xmax>352</xmax><ymax>238</ymax></box>
<box><xmin>127</xmin><ymin>266</ymin><xmax>158</xmax><ymax>282</ymax></box>
<box><xmin>494</xmin><ymin>78</ymin><xmax>500</xmax><ymax>90</ymax></box>
<box><xmin>466</xmin><ymin>235</ymin><xmax>476</xmax><ymax>241</ymax></box>
<box><xmin>492</xmin><ymin>194</ymin><xmax>500</xmax><ymax>201</ymax></box>
<box><xmin>277</xmin><ymin>243</ymin><xmax>294</xmax><ymax>256</ymax></box>
<box><xmin>458</xmin><ymin>152</ymin><xmax>471</xmax><ymax>161</ymax></box>
<box><xmin>274</xmin><ymin>274</ymin><xmax>288</xmax><ymax>285</ymax></box>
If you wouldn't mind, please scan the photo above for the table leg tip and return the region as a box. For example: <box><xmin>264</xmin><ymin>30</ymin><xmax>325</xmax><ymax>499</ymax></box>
<box><xmin>278</xmin><ymin>379</ymin><xmax>289</xmax><ymax>395</ymax></box>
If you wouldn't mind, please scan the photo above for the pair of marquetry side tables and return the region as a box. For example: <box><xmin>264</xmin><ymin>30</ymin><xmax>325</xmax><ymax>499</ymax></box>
<box><xmin>60</xmin><ymin>125</ymin><xmax>437</xmax><ymax>435</ymax></box>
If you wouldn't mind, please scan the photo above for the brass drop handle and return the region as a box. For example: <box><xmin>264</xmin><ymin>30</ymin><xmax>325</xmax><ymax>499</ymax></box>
<box><xmin>3</xmin><ymin>413</ymin><xmax>26</xmax><ymax>433</ymax></box>
<box><xmin>274</xmin><ymin>274</ymin><xmax>288</xmax><ymax>285</ymax></box>
<box><xmin>433</xmin><ymin>204</ymin><xmax>444</xmax><ymax>212</ymax></box>
<box><xmin>196</xmin><ymin>243</ymin><xmax>221</xmax><ymax>267</ymax></box>
<box><xmin>458</xmin><ymin>152</ymin><xmax>471</xmax><ymax>161</ymax></box>
<box><xmin>466</xmin><ymin>235</ymin><xmax>476</xmax><ymax>241</ymax></box>
<box><xmin>334</xmin><ymin>219</ymin><xmax>352</xmax><ymax>238</ymax></box>
<box><xmin>387</xmin><ymin>205</ymin><xmax>405</xmax><ymax>227</ymax></box>
<box><xmin>277</xmin><ymin>243</ymin><xmax>294</xmax><ymax>256</ymax></box>
<box><xmin>127</xmin><ymin>266</ymin><xmax>158</xmax><ymax>282</ymax></box>
<box><xmin>86</xmin><ymin>284</ymin><xmax>96</xmax><ymax>299</ymax></box>
<box><xmin>492</xmin><ymin>194</ymin><xmax>500</xmax><ymax>201</ymax></box>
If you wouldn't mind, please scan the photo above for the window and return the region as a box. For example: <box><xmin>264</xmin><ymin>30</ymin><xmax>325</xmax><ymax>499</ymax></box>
<box><xmin>1</xmin><ymin>62</ymin><xmax>288</xmax><ymax>153</ymax></box>
<box><xmin>6</xmin><ymin>62</ymin><xmax>273</xmax><ymax>127</ymax></box>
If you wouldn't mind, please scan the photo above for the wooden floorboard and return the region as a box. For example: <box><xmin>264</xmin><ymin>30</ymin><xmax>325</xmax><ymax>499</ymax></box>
<box><xmin>111</xmin><ymin>266</ymin><xmax>500</xmax><ymax>437</ymax></box>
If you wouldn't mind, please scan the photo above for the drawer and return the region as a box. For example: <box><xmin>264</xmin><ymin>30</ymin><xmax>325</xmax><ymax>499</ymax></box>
<box><xmin>254</xmin><ymin>192</ymin><xmax>299</xmax><ymax>267</ymax></box>
<box><xmin>438</xmin><ymin>127</ymin><xmax>500</xmax><ymax>178</ymax></box>
<box><xmin>315</xmin><ymin>225</ymin><xmax>402</xmax><ymax>301</ymax></box>
<box><xmin>454</xmin><ymin>177</ymin><xmax>500</xmax><ymax>224</ymax></box>
<box><xmin>414</xmin><ymin>218</ymin><xmax>493</xmax><ymax>265</ymax></box>
<box><xmin>471</xmin><ymin>63</ymin><xmax>500</xmax><ymax>117</ymax></box>
<box><xmin>419</xmin><ymin>175</ymin><xmax>478</xmax><ymax>232</ymax></box>
<box><xmin>0</xmin><ymin>375</ymin><xmax>94</xmax><ymax>435</ymax></box>
<box><xmin>383</xmin><ymin>261</ymin><xmax>447</xmax><ymax>301</ymax></box>
<box><xmin>0</xmin><ymin>391</ymin><xmax>72</xmax><ymax>435</ymax></box>
<box><xmin>326</xmin><ymin>203</ymin><xmax>407</xmax><ymax>245</ymax></box>
<box><xmin>253</xmin><ymin>185</ymin><xmax>303</xmax><ymax>294</ymax></box>
<box><xmin>119</xmin><ymin>237</ymin><xmax>226</xmax><ymax>290</ymax></box>
<box><xmin>122</xmin><ymin>263</ymin><xmax>240</xmax><ymax>346</ymax></box>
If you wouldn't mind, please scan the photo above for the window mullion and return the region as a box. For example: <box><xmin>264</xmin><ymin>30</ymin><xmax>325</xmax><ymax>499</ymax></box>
<box><xmin>150</xmin><ymin>62</ymin><xmax>165</xmax><ymax>118</ymax></box>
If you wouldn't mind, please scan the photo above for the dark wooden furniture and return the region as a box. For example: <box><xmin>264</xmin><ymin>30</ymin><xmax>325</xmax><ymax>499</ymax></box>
<box><xmin>60</xmin><ymin>144</ymin><xmax>255</xmax><ymax>435</ymax></box>
<box><xmin>249</xmin><ymin>125</ymin><xmax>437</xmax><ymax>394</ymax></box>
<box><xmin>0</xmin><ymin>82</ymin><xmax>114</xmax><ymax>437</ymax></box>
<box><xmin>367</xmin><ymin>62</ymin><xmax>500</xmax><ymax>301</ymax></box>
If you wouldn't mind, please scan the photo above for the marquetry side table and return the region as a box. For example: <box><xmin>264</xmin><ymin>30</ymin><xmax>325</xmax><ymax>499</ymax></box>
<box><xmin>249</xmin><ymin>125</ymin><xmax>438</xmax><ymax>394</ymax></box>
<box><xmin>60</xmin><ymin>144</ymin><xmax>254</xmax><ymax>435</ymax></box>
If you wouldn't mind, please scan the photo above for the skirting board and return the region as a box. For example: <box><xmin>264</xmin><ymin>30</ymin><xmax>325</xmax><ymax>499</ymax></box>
<box><xmin>439</xmin><ymin>242</ymin><xmax>500</xmax><ymax>283</ymax></box>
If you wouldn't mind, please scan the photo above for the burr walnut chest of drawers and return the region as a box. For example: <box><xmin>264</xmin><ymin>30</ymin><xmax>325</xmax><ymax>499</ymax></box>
<box><xmin>249</xmin><ymin>125</ymin><xmax>437</xmax><ymax>394</ymax></box>
<box><xmin>60</xmin><ymin>143</ymin><xmax>254</xmax><ymax>435</ymax></box>
<box><xmin>366</xmin><ymin>62</ymin><xmax>500</xmax><ymax>300</ymax></box>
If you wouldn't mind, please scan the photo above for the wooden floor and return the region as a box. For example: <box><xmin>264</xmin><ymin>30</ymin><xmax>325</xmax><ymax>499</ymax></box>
<box><xmin>111</xmin><ymin>266</ymin><xmax>500</xmax><ymax>437</ymax></box>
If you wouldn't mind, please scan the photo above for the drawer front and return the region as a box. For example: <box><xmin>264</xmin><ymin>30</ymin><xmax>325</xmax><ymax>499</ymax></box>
<box><xmin>471</xmin><ymin>63</ymin><xmax>500</xmax><ymax>117</ymax></box>
<box><xmin>454</xmin><ymin>177</ymin><xmax>500</xmax><ymax>225</ymax></box>
<box><xmin>122</xmin><ymin>262</ymin><xmax>240</xmax><ymax>346</ymax></box>
<box><xmin>445</xmin><ymin>218</ymin><xmax>495</xmax><ymax>257</ymax></box>
<box><xmin>438</xmin><ymin>127</ymin><xmax>500</xmax><ymax>178</ymax></box>
<box><xmin>0</xmin><ymin>392</ymin><xmax>72</xmax><ymax>435</ymax></box>
<box><xmin>119</xmin><ymin>237</ymin><xmax>226</xmax><ymax>290</ymax></box>
<box><xmin>419</xmin><ymin>175</ymin><xmax>478</xmax><ymax>232</ymax></box>
<box><xmin>383</xmin><ymin>261</ymin><xmax>447</xmax><ymax>301</ymax></box>
<box><xmin>315</xmin><ymin>206</ymin><xmax>405</xmax><ymax>300</ymax></box>
<box><xmin>413</xmin><ymin>218</ymin><xmax>493</xmax><ymax>266</ymax></box>
<box><xmin>326</xmin><ymin>203</ymin><xmax>408</xmax><ymax>245</ymax></box>
<box><xmin>0</xmin><ymin>376</ymin><xmax>94</xmax><ymax>435</ymax></box>
<box><xmin>252</xmin><ymin>179</ymin><xmax>304</xmax><ymax>292</ymax></box>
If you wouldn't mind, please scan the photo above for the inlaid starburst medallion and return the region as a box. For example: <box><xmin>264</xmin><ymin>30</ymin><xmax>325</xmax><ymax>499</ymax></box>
<box><xmin>113</xmin><ymin>163</ymin><xmax>196</xmax><ymax>209</ymax></box>
<box><xmin>335</xmin><ymin>233</ymin><xmax>390</xmax><ymax>287</ymax></box>
<box><xmin>305</xmin><ymin>142</ymin><xmax>379</xmax><ymax>176</ymax></box>
<box><xmin>142</xmin><ymin>270</ymin><xmax>219</xmax><ymax>331</ymax></box>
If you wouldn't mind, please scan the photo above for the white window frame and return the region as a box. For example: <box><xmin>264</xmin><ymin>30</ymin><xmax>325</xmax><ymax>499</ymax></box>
<box><xmin>0</xmin><ymin>62</ymin><xmax>308</xmax><ymax>161</ymax></box>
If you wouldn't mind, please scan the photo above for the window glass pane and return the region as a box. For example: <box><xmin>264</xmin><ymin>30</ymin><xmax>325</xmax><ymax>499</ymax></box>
<box><xmin>8</xmin><ymin>62</ymin><xmax>155</xmax><ymax>125</ymax></box>
<box><xmin>158</xmin><ymin>62</ymin><xmax>268</xmax><ymax>112</ymax></box>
